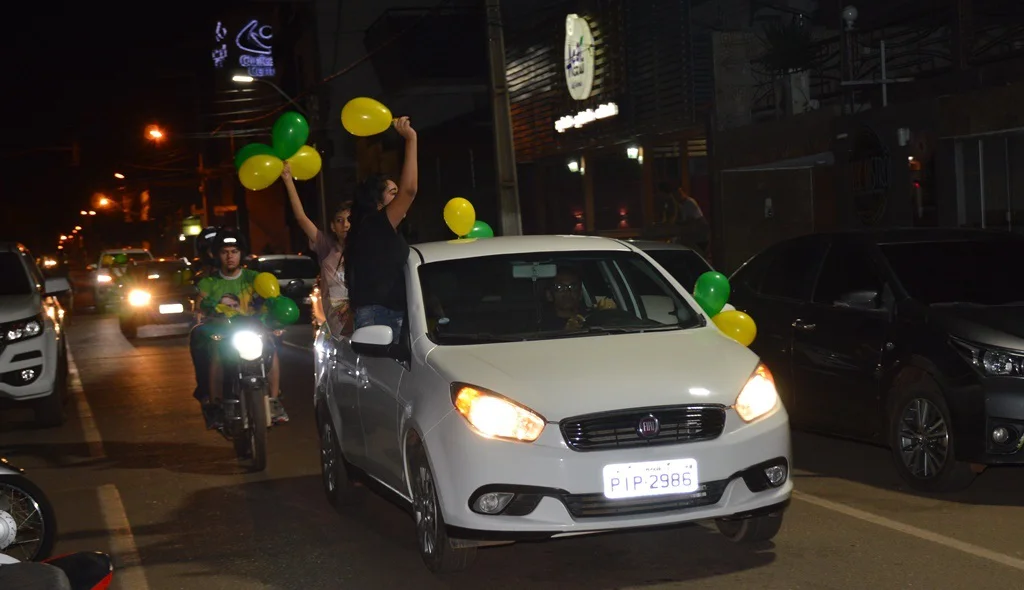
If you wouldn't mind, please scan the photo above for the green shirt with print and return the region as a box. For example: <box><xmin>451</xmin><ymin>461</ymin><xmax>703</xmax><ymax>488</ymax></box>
<box><xmin>197</xmin><ymin>269</ymin><xmax>262</xmax><ymax>316</ymax></box>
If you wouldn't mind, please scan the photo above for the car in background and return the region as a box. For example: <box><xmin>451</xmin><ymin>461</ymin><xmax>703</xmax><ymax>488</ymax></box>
<box><xmin>91</xmin><ymin>248</ymin><xmax>154</xmax><ymax>312</ymax></box>
<box><xmin>728</xmin><ymin>228</ymin><xmax>1024</xmax><ymax>493</ymax></box>
<box><xmin>0</xmin><ymin>242</ymin><xmax>71</xmax><ymax>427</ymax></box>
<box><xmin>117</xmin><ymin>259</ymin><xmax>196</xmax><ymax>339</ymax></box>
<box><xmin>629</xmin><ymin>240</ymin><xmax>715</xmax><ymax>292</ymax></box>
<box><xmin>246</xmin><ymin>254</ymin><xmax>318</xmax><ymax>323</ymax></box>
<box><xmin>314</xmin><ymin>235</ymin><xmax>791</xmax><ymax>573</ymax></box>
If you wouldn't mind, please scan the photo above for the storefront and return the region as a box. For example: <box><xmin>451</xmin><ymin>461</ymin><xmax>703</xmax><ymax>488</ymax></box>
<box><xmin>504</xmin><ymin>0</ymin><xmax>713</xmax><ymax>239</ymax></box>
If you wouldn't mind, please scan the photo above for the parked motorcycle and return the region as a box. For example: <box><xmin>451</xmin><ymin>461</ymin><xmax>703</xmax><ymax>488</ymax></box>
<box><xmin>0</xmin><ymin>457</ymin><xmax>57</xmax><ymax>562</ymax></box>
<box><xmin>209</xmin><ymin>315</ymin><xmax>274</xmax><ymax>472</ymax></box>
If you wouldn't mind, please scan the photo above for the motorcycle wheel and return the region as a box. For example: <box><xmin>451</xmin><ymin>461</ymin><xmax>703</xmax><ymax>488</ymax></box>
<box><xmin>0</xmin><ymin>474</ymin><xmax>57</xmax><ymax>562</ymax></box>
<box><xmin>245</xmin><ymin>387</ymin><xmax>268</xmax><ymax>472</ymax></box>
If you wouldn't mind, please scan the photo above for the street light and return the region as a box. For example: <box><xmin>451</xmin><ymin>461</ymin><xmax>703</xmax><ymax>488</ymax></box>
<box><xmin>145</xmin><ymin>125</ymin><xmax>165</xmax><ymax>141</ymax></box>
<box><xmin>80</xmin><ymin>210</ymin><xmax>88</xmax><ymax>216</ymax></box>
<box><xmin>88</xmin><ymin>210</ymin><xmax>96</xmax><ymax>216</ymax></box>
<box><xmin>98</xmin><ymin>197</ymin><xmax>111</xmax><ymax>207</ymax></box>
<box><xmin>114</xmin><ymin>172</ymin><xmax>125</xmax><ymax>180</ymax></box>
<box><xmin>74</xmin><ymin>226</ymin><xmax>81</xmax><ymax>231</ymax></box>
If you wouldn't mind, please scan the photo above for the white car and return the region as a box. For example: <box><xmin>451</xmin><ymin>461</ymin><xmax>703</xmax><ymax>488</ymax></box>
<box><xmin>0</xmin><ymin>243</ymin><xmax>71</xmax><ymax>427</ymax></box>
<box><xmin>313</xmin><ymin>235</ymin><xmax>791</xmax><ymax>573</ymax></box>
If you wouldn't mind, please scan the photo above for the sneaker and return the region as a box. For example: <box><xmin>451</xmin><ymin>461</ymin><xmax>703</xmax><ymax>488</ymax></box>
<box><xmin>270</xmin><ymin>397</ymin><xmax>289</xmax><ymax>424</ymax></box>
<box><xmin>202</xmin><ymin>404</ymin><xmax>224</xmax><ymax>430</ymax></box>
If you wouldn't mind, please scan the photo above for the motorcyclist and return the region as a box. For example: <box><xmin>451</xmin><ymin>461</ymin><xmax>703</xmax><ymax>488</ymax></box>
<box><xmin>192</xmin><ymin>228</ymin><xmax>288</xmax><ymax>428</ymax></box>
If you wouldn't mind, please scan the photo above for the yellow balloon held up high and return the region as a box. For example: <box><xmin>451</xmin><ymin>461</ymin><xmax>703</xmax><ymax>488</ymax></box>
<box><xmin>239</xmin><ymin>155</ymin><xmax>284</xmax><ymax>191</ymax></box>
<box><xmin>254</xmin><ymin>272</ymin><xmax>281</xmax><ymax>299</ymax></box>
<box><xmin>341</xmin><ymin>97</ymin><xmax>393</xmax><ymax>137</ymax></box>
<box><xmin>443</xmin><ymin>197</ymin><xmax>476</xmax><ymax>237</ymax></box>
<box><xmin>713</xmin><ymin>310</ymin><xmax>757</xmax><ymax>347</ymax></box>
<box><xmin>286</xmin><ymin>145</ymin><xmax>322</xmax><ymax>181</ymax></box>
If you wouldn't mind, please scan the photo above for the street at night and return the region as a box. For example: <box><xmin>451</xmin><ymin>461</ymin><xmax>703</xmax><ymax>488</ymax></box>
<box><xmin>2</xmin><ymin>313</ymin><xmax>1022</xmax><ymax>590</ymax></box>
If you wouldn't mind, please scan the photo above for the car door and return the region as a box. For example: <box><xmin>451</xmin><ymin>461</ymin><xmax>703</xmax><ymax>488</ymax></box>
<box><xmin>790</xmin><ymin>239</ymin><xmax>895</xmax><ymax>440</ymax></box>
<box><xmin>357</xmin><ymin>312</ymin><xmax>411</xmax><ymax>491</ymax></box>
<box><xmin>329</xmin><ymin>336</ymin><xmax>368</xmax><ymax>466</ymax></box>
<box><xmin>729</xmin><ymin>236</ymin><xmax>827</xmax><ymax>426</ymax></box>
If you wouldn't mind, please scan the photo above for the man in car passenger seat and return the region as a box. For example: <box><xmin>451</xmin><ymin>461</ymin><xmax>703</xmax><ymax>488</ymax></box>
<box><xmin>540</xmin><ymin>266</ymin><xmax>616</xmax><ymax>331</ymax></box>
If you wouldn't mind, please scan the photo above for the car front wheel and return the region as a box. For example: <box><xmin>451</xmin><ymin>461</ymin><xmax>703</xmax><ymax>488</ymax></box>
<box><xmin>888</xmin><ymin>386</ymin><xmax>975</xmax><ymax>493</ymax></box>
<box><xmin>408</xmin><ymin>441</ymin><xmax>476</xmax><ymax>573</ymax></box>
<box><xmin>715</xmin><ymin>512</ymin><xmax>784</xmax><ymax>544</ymax></box>
<box><xmin>317</xmin><ymin>404</ymin><xmax>359</xmax><ymax>509</ymax></box>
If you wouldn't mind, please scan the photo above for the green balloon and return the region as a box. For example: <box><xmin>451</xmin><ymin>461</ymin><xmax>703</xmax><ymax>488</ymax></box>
<box><xmin>271</xmin><ymin>111</ymin><xmax>310</xmax><ymax>160</ymax></box>
<box><xmin>113</xmin><ymin>253</ymin><xmax>129</xmax><ymax>265</ymax></box>
<box><xmin>693</xmin><ymin>271</ymin><xmax>731</xmax><ymax>317</ymax></box>
<box><xmin>234</xmin><ymin>143</ymin><xmax>275</xmax><ymax>170</ymax></box>
<box><xmin>466</xmin><ymin>220</ymin><xmax>494</xmax><ymax>239</ymax></box>
<box><xmin>271</xmin><ymin>296</ymin><xmax>300</xmax><ymax>325</ymax></box>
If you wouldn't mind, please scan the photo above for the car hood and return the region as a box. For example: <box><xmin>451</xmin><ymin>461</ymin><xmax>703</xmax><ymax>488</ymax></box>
<box><xmin>424</xmin><ymin>328</ymin><xmax>761</xmax><ymax>421</ymax></box>
<box><xmin>0</xmin><ymin>294</ymin><xmax>41</xmax><ymax>324</ymax></box>
<box><xmin>929</xmin><ymin>303</ymin><xmax>1024</xmax><ymax>350</ymax></box>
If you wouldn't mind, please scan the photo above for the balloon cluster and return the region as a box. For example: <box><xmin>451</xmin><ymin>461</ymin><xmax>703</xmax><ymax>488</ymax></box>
<box><xmin>254</xmin><ymin>273</ymin><xmax>300</xmax><ymax>325</ymax></box>
<box><xmin>443</xmin><ymin>197</ymin><xmax>493</xmax><ymax>239</ymax></box>
<box><xmin>236</xmin><ymin>112</ymin><xmax>321</xmax><ymax>191</ymax></box>
<box><xmin>692</xmin><ymin>271</ymin><xmax>757</xmax><ymax>347</ymax></box>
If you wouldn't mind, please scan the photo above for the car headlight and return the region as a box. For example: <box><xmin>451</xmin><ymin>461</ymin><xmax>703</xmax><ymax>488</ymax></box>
<box><xmin>127</xmin><ymin>289</ymin><xmax>151</xmax><ymax>307</ymax></box>
<box><xmin>734</xmin><ymin>364</ymin><xmax>779</xmax><ymax>423</ymax></box>
<box><xmin>451</xmin><ymin>384</ymin><xmax>546</xmax><ymax>442</ymax></box>
<box><xmin>4</xmin><ymin>315</ymin><xmax>43</xmax><ymax>343</ymax></box>
<box><xmin>951</xmin><ymin>337</ymin><xmax>1024</xmax><ymax>377</ymax></box>
<box><xmin>232</xmin><ymin>330</ymin><xmax>264</xmax><ymax>361</ymax></box>
<box><xmin>97</xmin><ymin>274</ymin><xmax>112</xmax><ymax>284</ymax></box>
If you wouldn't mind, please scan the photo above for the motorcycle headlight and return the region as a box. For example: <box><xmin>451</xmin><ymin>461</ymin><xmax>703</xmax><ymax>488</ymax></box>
<box><xmin>951</xmin><ymin>337</ymin><xmax>1024</xmax><ymax>377</ymax></box>
<box><xmin>734</xmin><ymin>363</ymin><xmax>779</xmax><ymax>423</ymax></box>
<box><xmin>232</xmin><ymin>330</ymin><xmax>263</xmax><ymax>361</ymax></box>
<box><xmin>451</xmin><ymin>384</ymin><xmax>545</xmax><ymax>442</ymax></box>
<box><xmin>127</xmin><ymin>289</ymin><xmax>151</xmax><ymax>307</ymax></box>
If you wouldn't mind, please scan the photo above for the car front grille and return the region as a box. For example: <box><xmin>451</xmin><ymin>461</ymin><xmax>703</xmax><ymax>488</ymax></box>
<box><xmin>560</xmin><ymin>405</ymin><xmax>728</xmax><ymax>451</ymax></box>
<box><xmin>562</xmin><ymin>480</ymin><xmax>729</xmax><ymax>518</ymax></box>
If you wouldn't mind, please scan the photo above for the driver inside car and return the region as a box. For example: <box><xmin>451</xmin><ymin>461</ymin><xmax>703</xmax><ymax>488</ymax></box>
<box><xmin>541</xmin><ymin>266</ymin><xmax>616</xmax><ymax>331</ymax></box>
<box><xmin>193</xmin><ymin>229</ymin><xmax>288</xmax><ymax>429</ymax></box>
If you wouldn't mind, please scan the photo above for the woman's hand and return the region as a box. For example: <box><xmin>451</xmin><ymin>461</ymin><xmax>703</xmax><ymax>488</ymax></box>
<box><xmin>281</xmin><ymin>161</ymin><xmax>294</xmax><ymax>183</ymax></box>
<box><xmin>393</xmin><ymin>116</ymin><xmax>417</xmax><ymax>141</ymax></box>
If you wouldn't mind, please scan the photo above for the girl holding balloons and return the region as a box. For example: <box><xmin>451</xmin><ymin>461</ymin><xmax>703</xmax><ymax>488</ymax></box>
<box><xmin>281</xmin><ymin>162</ymin><xmax>354</xmax><ymax>338</ymax></box>
<box><xmin>344</xmin><ymin>116</ymin><xmax>418</xmax><ymax>341</ymax></box>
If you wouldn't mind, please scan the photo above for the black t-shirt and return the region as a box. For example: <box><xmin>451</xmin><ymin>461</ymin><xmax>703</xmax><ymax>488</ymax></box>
<box><xmin>347</xmin><ymin>208</ymin><xmax>410</xmax><ymax>311</ymax></box>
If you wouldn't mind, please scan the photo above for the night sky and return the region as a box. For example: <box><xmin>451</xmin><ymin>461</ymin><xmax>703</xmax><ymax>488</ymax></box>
<box><xmin>2</xmin><ymin>1</ymin><xmax>213</xmax><ymax>253</ymax></box>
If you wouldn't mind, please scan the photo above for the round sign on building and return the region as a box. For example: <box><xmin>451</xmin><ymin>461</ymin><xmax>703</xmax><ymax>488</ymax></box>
<box><xmin>564</xmin><ymin>14</ymin><xmax>595</xmax><ymax>101</ymax></box>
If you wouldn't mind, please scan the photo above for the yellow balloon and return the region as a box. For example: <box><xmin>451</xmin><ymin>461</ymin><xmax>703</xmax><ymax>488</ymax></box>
<box><xmin>254</xmin><ymin>272</ymin><xmax>281</xmax><ymax>299</ymax></box>
<box><xmin>238</xmin><ymin>155</ymin><xmax>283</xmax><ymax>191</ymax></box>
<box><xmin>287</xmin><ymin>145</ymin><xmax>322</xmax><ymax>181</ymax></box>
<box><xmin>341</xmin><ymin>97</ymin><xmax>393</xmax><ymax>137</ymax></box>
<box><xmin>443</xmin><ymin>197</ymin><xmax>476</xmax><ymax>237</ymax></box>
<box><xmin>712</xmin><ymin>310</ymin><xmax>757</xmax><ymax>347</ymax></box>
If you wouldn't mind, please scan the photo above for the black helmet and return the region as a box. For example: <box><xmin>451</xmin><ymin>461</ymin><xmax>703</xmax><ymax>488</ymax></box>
<box><xmin>212</xmin><ymin>227</ymin><xmax>248</xmax><ymax>256</ymax></box>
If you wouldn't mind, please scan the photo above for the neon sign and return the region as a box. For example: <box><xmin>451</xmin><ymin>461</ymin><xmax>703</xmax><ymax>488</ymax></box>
<box><xmin>555</xmin><ymin>103</ymin><xmax>619</xmax><ymax>133</ymax></box>
<box><xmin>211</xmin><ymin>18</ymin><xmax>276</xmax><ymax>78</ymax></box>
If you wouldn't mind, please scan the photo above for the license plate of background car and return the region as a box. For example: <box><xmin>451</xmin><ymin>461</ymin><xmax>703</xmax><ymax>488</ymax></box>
<box><xmin>602</xmin><ymin>458</ymin><xmax>699</xmax><ymax>499</ymax></box>
<box><xmin>159</xmin><ymin>304</ymin><xmax>184</xmax><ymax>314</ymax></box>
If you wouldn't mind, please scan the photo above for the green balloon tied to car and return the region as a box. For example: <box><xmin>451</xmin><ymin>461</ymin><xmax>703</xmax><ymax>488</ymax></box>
<box><xmin>693</xmin><ymin>271</ymin><xmax>731</xmax><ymax>317</ymax></box>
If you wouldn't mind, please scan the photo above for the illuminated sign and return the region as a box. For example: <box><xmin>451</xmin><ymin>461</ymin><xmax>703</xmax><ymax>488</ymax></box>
<box><xmin>564</xmin><ymin>14</ymin><xmax>595</xmax><ymax>101</ymax></box>
<box><xmin>211</xmin><ymin>18</ymin><xmax>276</xmax><ymax>78</ymax></box>
<box><xmin>555</xmin><ymin>102</ymin><xmax>619</xmax><ymax>133</ymax></box>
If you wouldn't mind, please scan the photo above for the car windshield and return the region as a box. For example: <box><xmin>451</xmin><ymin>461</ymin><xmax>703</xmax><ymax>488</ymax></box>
<box><xmin>419</xmin><ymin>250</ymin><xmax>702</xmax><ymax>345</ymax></box>
<box><xmin>644</xmin><ymin>249</ymin><xmax>713</xmax><ymax>291</ymax></box>
<box><xmin>257</xmin><ymin>258</ymin><xmax>318</xmax><ymax>279</ymax></box>
<box><xmin>127</xmin><ymin>261</ymin><xmax>190</xmax><ymax>287</ymax></box>
<box><xmin>0</xmin><ymin>252</ymin><xmax>33</xmax><ymax>296</ymax></box>
<box><xmin>881</xmin><ymin>239</ymin><xmax>1024</xmax><ymax>305</ymax></box>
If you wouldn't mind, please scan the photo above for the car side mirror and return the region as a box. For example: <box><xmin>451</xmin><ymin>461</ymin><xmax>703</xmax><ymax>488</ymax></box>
<box><xmin>44</xmin><ymin>277</ymin><xmax>71</xmax><ymax>296</ymax></box>
<box><xmin>835</xmin><ymin>290</ymin><xmax>881</xmax><ymax>311</ymax></box>
<box><xmin>351</xmin><ymin>325</ymin><xmax>409</xmax><ymax>361</ymax></box>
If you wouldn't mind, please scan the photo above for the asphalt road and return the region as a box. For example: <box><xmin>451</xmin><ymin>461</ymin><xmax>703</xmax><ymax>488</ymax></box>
<box><xmin>2</xmin><ymin>314</ymin><xmax>1023</xmax><ymax>590</ymax></box>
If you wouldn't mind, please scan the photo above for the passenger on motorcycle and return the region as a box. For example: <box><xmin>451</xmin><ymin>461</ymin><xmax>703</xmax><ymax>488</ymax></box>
<box><xmin>192</xmin><ymin>229</ymin><xmax>288</xmax><ymax>428</ymax></box>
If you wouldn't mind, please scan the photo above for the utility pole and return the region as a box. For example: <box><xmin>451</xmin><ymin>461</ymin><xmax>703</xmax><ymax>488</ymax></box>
<box><xmin>485</xmin><ymin>0</ymin><xmax>523</xmax><ymax>236</ymax></box>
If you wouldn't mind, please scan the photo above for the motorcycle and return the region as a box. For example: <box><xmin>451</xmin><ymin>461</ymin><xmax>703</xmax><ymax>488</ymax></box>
<box><xmin>0</xmin><ymin>457</ymin><xmax>57</xmax><ymax>562</ymax></box>
<box><xmin>208</xmin><ymin>315</ymin><xmax>275</xmax><ymax>472</ymax></box>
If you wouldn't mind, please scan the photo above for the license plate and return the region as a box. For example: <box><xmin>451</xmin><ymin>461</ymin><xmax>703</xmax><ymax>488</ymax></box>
<box><xmin>159</xmin><ymin>304</ymin><xmax>184</xmax><ymax>314</ymax></box>
<box><xmin>602</xmin><ymin>458</ymin><xmax>699</xmax><ymax>499</ymax></box>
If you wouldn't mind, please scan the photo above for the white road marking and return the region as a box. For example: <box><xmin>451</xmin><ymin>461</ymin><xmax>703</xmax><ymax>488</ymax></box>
<box><xmin>793</xmin><ymin>490</ymin><xmax>1024</xmax><ymax>572</ymax></box>
<box><xmin>68</xmin><ymin>351</ymin><xmax>105</xmax><ymax>459</ymax></box>
<box><xmin>98</xmin><ymin>484</ymin><xmax>150</xmax><ymax>590</ymax></box>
